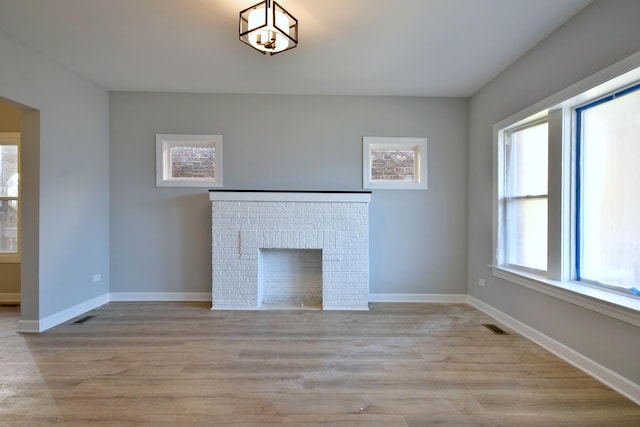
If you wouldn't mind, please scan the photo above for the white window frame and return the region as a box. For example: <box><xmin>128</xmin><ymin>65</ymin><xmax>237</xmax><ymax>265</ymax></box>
<box><xmin>492</xmin><ymin>52</ymin><xmax>640</xmax><ymax>326</ymax></box>
<box><xmin>156</xmin><ymin>134</ymin><xmax>223</xmax><ymax>188</ymax></box>
<box><xmin>500</xmin><ymin>118</ymin><xmax>549</xmax><ymax>274</ymax></box>
<box><xmin>362</xmin><ymin>136</ymin><xmax>427</xmax><ymax>190</ymax></box>
<box><xmin>0</xmin><ymin>132</ymin><xmax>20</xmax><ymax>263</ymax></box>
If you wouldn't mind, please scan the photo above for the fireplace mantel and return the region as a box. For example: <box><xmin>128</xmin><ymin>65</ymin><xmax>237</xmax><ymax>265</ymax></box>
<box><xmin>210</xmin><ymin>190</ymin><xmax>371</xmax><ymax>311</ymax></box>
<box><xmin>209</xmin><ymin>190</ymin><xmax>371</xmax><ymax>203</ymax></box>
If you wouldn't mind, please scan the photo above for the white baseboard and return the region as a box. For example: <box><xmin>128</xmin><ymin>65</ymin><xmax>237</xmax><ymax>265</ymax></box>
<box><xmin>110</xmin><ymin>292</ymin><xmax>467</xmax><ymax>304</ymax></box>
<box><xmin>110</xmin><ymin>292</ymin><xmax>212</xmax><ymax>302</ymax></box>
<box><xmin>468</xmin><ymin>296</ymin><xmax>640</xmax><ymax>405</ymax></box>
<box><xmin>369</xmin><ymin>293</ymin><xmax>468</xmax><ymax>303</ymax></box>
<box><xmin>17</xmin><ymin>293</ymin><xmax>110</xmax><ymax>333</ymax></box>
<box><xmin>16</xmin><ymin>320</ymin><xmax>39</xmax><ymax>333</ymax></box>
<box><xmin>111</xmin><ymin>293</ymin><xmax>467</xmax><ymax>304</ymax></box>
<box><xmin>0</xmin><ymin>292</ymin><xmax>20</xmax><ymax>303</ymax></box>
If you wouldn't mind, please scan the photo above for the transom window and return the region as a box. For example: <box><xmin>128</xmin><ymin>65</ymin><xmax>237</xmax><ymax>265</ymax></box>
<box><xmin>363</xmin><ymin>137</ymin><xmax>427</xmax><ymax>190</ymax></box>
<box><xmin>156</xmin><ymin>134</ymin><xmax>223</xmax><ymax>188</ymax></box>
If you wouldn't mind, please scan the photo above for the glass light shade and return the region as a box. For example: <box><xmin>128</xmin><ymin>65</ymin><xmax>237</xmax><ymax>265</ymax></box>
<box><xmin>240</xmin><ymin>0</ymin><xmax>297</xmax><ymax>55</ymax></box>
<box><xmin>247</xmin><ymin>6</ymin><xmax>290</xmax><ymax>53</ymax></box>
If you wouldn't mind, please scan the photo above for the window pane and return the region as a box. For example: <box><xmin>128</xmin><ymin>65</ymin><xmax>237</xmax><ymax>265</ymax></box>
<box><xmin>0</xmin><ymin>200</ymin><xmax>18</xmax><ymax>253</ymax></box>
<box><xmin>580</xmin><ymin>87</ymin><xmax>640</xmax><ymax>289</ymax></box>
<box><xmin>370</xmin><ymin>148</ymin><xmax>416</xmax><ymax>181</ymax></box>
<box><xmin>170</xmin><ymin>146</ymin><xmax>215</xmax><ymax>179</ymax></box>
<box><xmin>505</xmin><ymin>198</ymin><xmax>548</xmax><ymax>271</ymax></box>
<box><xmin>0</xmin><ymin>145</ymin><xmax>18</xmax><ymax>197</ymax></box>
<box><xmin>504</xmin><ymin>121</ymin><xmax>548</xmax><ymax>271</ymax></box>
<box><xmin>506</xmin><ymin>123</ymin><xmax>548</xmax><ymax>197</ymax></box>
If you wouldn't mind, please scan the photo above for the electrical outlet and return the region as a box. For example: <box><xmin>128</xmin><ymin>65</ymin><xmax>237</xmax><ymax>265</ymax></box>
<box><xmin>92</xmin><ymin>274</ymin><xmax>101</xmax><ymax>283</ymax></box>
<box><xmin>478</xmin><ymin>278</ymin><xmax>485</xmax><ymax>287</ymax></box>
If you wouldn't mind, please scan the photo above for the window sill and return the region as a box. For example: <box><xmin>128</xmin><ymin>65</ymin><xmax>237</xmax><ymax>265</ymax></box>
<box><xmin>156</xmin><ymin>179</ymin><xmax>222</xmax><ymax>188</ymax></box>
<box><xmin>0</xmin><ymin>255</ymin><xmax>20</xmax><ymax>264</ymax></box>
<box><xmin>491</xmin><ymin>266</ymin><xmax>640</xmax><ymax>327</ymax></box>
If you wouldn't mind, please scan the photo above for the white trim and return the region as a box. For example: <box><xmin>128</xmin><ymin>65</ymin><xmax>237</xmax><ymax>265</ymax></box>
<box><xmin>363</xmin><ymin>136</ymin><xmax>428</xmax><ymax>190</ymax></box>
<box><xmin>468</xmin><ymin>296</ymin><xmax>640</xmax><ymax>405</ymax></box>
<box><xmin>156</xmin><ymin>134</ymin><xmax>223</xmax><ymax>188</ymax></box>
<box><xmin>0</xmin><ymin>292</ymin><xmax>20</xmax><ymax>303</ymax></box>
<box><xmin>16</xmin><ymin>320</ymin><xmax>39</xmax><ymax>333</ymax></box>
<box><xmin>492</xmin><ymin>266</ymin><xmax>640</xmax><ymax>327</ymax></box>
<box><xmin>17</xmin><ymin>293</ymin><xmax>109</xmax><ymax>333</ymax></box>
<box><xmin>0</xmin><ymin>132</ymin><xmax>20</xmax><ymax>143</ymax></box>
<box><xmin>369</xmin><ymin>293</ymin><xmax>468</xmax><ymax>303</ymax></box>
<box><xmin>209</xmin><ymin>191</ymin><xmax>371</xmax><ymax>203</ymax></box>
<box><xmin>110</xmin><ymin>292</ymin><xmax>212</xmax><ymax>302</ymax></box>
<box><xmin>0</xmin><ymin>254</ymin><xmax>20</xmax><ymax>263</ymax></box>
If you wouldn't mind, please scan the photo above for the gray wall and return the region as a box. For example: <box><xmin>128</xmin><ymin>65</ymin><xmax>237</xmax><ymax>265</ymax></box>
<box><xmin>0</xmin><ymin>101</ymin><xmax>20</xmax><ymax>294</ymax></box>
<box><xmin>110</xmin><ymin>93</ymin><xmax>468</xmax><ymax>295</ymax></box>
<box><xmin>468</xmin><ymin>0</ymin><xmax>640</xmax><ymax>384</ymax></box>
<box><xmin>0</xmin><ymin>29</ymin><xmax>110</xmax><ymax>320</ymax></box>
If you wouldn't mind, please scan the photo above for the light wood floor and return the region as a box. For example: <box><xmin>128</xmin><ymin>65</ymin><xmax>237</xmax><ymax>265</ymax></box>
<box><xmin>1</xmin><ymin>302</ymin><xmax>638</xmax><ymax>426</ymax></box>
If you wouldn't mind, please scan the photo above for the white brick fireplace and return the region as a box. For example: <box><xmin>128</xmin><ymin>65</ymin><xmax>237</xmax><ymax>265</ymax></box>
<box><xmin>209</xmin><ymin>191</ymin><xmax>371</xmax><ymax>310</ymax></box>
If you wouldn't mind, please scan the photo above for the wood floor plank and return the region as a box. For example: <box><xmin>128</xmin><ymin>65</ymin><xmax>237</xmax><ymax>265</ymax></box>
<box><xmin>0</xmin><ymin>302</ymin><xmax>638</xmax><ymax>426</ymax></box>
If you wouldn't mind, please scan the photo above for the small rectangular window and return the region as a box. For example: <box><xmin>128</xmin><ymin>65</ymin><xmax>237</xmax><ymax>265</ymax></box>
<box><xmin>156</xmin><ymin>134</ymin><xmax>223</xmax><ymax>187</ymax></box>
<box><xmin>576</xmin><ymin>83</ymin><xmax>640</xmax><ymax>293</ymax></box>
<box><xmin>169</xmin><ymin>146</ymin><xmax>216</xmax><ymax>179</ymax></box>
<box><xmin>502</xmin><ymin>121</ymin><xmax>548</xmax><ymax>272</ymax></box>
<box><xmin>363</xmin><ymin>137</ymin><xmax>427</xmax><ymax>189</ymax></box>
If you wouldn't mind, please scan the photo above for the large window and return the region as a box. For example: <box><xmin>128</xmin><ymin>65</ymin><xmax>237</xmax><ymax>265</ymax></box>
<box><xmin>0</xmin><ymin>132</ymin><xmax>20</xmax><ymax>261</ymax></box>
<box><xmin>576</xmin><ymin>84</ymin><xmax>640</xmax><ymax>293</ymax></box>
<box><xmin>494</xmin><ymin>61</ymin><xmax>640</xmax><ymax>318</ymax></box>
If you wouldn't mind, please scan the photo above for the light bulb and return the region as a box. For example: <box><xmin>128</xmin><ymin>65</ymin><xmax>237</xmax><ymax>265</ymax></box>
<box><xmin>247</xmin><ymin>5</ymin><xmax>291</xmax><ymax>53</ymax></box>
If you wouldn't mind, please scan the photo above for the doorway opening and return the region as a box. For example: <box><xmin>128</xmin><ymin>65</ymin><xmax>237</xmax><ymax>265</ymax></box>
<box><xmin>0</xmin><ymin>95</ymin><xmax>40</xmax><ymax>331</ymax></box>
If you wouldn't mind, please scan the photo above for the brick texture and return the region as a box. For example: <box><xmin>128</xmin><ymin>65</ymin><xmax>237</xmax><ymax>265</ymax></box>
<box><xmin>170</xmin><ymin>146</ymin><xmax>215</xmax><ymax>178</ymax></box>
<box><xmin>371</xmin><ymin>148</ymin><xmax>415</xmax><ymax>181</ymax></box>
<box><xmin>211</xmin><ymin>199</ymin><xmax>370</xmax><ymax>310</ymax></box>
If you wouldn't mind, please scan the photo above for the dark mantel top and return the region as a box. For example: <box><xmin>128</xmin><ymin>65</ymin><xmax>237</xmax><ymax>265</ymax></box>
<box><xmin>208</xmin><ymin>190</ymin><xmax>372</xmax><ymax>203</ymax></box>
<box><xmin>208</xmin><ymin>189</ymin><xmax>372</xmax><ymax>194</ymax></box>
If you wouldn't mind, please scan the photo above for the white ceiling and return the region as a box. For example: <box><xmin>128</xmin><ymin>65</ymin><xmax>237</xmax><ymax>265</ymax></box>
<box><xmin>0</xmin><ymin>0</ymin><xmax>592</xmax><ymax>97</ymax></box>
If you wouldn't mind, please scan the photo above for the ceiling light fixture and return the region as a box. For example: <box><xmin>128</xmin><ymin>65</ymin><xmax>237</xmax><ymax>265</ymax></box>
<box><xmin>239</xmin><ymin>0</ymin><xmax>298</xmax><ymax>55</ymax></box>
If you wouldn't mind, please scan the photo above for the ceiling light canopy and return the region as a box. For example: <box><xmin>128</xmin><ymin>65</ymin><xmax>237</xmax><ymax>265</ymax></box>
<box><xmin>239</xmin><ymin>0</ymin><xmax>298</xmax><ymax>55</ymax></box>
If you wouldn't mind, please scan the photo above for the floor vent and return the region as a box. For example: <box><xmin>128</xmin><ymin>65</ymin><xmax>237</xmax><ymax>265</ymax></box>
<box><xmin>72</xmin><ymin>315</ymin><xmax>95</xmax><ymax>324</ymax></box>
<box><xmin>483</xmin><ymin>324</ymin><xmax>509</xmax><ymax>335</ymax></box>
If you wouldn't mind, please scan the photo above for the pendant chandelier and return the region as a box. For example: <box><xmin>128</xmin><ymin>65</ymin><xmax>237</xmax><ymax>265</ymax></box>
<box><xmin>239</xmin><ymin>0</ymin><xmax>298</xmax><ymax>55</ymax></box>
